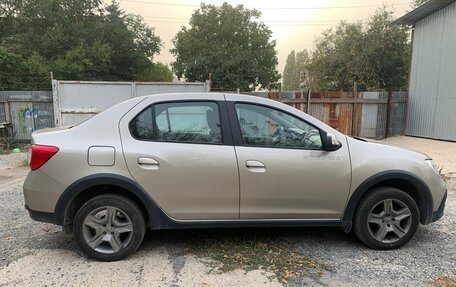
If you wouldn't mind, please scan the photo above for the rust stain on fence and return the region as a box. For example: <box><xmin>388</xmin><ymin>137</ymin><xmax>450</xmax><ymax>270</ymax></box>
<box><xmin>260</xmin><ymin>91</ymin><xmax>406</xmax><ymax>139</ymax></box>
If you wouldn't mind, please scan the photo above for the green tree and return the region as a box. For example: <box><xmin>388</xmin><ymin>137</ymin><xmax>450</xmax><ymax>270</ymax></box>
<box><xmin>363</xmin><ymin>9</ymin><xmax>410</xmax><ymax>90</ymax></box>
<box><xmin>0</xmin><ymin>0</ymin><xmax>163</xmax><ymax>90</ymax></box>
<box><xmin>282</xmin><ymin>51</ymin><xmax>296</xmax><ymax>91</ymax></box>
<box><xmin>0</xmin><ymin>46</ymin><xmax>25</xmax><ymax>90</ymax></box>
<box><xmin>0</xmin><ymin>46</ymin><xmax>50</xmax><ymax>90</ymax></box>
<box><xmin>171</xmin><ymin>2</ymin><xmax>280</xmax><ymax>91</ymax></box>
<box><xmin>137</xmin><ymin>62</ymin><xmax>173</xmax><ymax>82</ymax></box>
<box><xmin>308</xmin><ymin>7</ymin><xmax>410</xmax><ymax>91</ymax></box>
<box><xmin>411</xmin><ymin>0</ymin><xmax>429</xmax><ymax>8</ymax></box>
<box><xmin>282</xmin><ymin>49</ymin><xmax>309</xmax><ymax>91</ymax></box>
<box><xmin>309</xmin><ymin>22</ymin><xmax>365</xmax><ymax>91</ymax></box>
<box><xmin>52</xmin><ymin>41</ymin><xmax>112</xmax><ymax>80</ymax></box>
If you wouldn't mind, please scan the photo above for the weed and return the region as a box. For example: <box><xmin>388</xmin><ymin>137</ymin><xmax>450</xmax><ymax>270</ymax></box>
<box><xmin>438</xmin><ymin>166</ymin><xmax>451</xmax><ymax>182</ymax></box>
<box><xmin>21</xmin><ymin>158</ymin><xmax>29</xmax><ymax>167</ymax></box>
<box><xmin>433</xmin><ymin>275</ymin><xmax>456</xmax><ymax>287</ymax></box>
<box><xmin>181</xmin><ymin>230</ymin><xmax>332</xmax><ymax>285</ymax></box>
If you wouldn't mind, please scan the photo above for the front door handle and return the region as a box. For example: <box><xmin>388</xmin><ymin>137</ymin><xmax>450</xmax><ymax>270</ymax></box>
<box><xmin>138</xmin><ymin>157</ymin><xmax>159</xmax><ymax>170</ymax></box>
<box><xmin>245</xmin><ymin>160</ymin><xmax>266</xmax><ymax>173</ymax></box>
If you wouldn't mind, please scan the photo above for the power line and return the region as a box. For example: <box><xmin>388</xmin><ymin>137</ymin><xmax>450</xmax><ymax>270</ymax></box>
<box><xmin>120</xmin><ymin>0</ymin><xmax>198</xmax><ymax>7</ymax></box>
<box><xmin>141</xmin><ymin>15</ymin><xmax>366</xmax><ymax>23</ymax></box>
<box><xmin>120</xmin><ymin>0</ymin><xmax>409</xmax><ymax>10</ymax></box>
<box><xmin>143</xmin><ymin>19</ymin><xmax>362</xmax><ymax>27</ymax></box>
<box><xmin>144</xmin><ymin>19</ymin><xmax>187</xmax><ymax>24</ymax></box>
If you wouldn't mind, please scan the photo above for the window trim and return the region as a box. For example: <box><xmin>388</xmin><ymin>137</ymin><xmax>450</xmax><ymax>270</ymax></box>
<box><xmin>128</xmin><ymin>100</ymin><xmax>232</xmax><ymax>146</ymax></box>
<box><xmin>227</xmin><ymin>101</ymin><xmax>326</xmax><ymax>151</ymax></box>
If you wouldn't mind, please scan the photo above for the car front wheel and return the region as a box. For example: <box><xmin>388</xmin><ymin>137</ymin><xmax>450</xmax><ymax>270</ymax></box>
<box><xmin>353</xmin><ymin>187</ymin><xmax>420</xmax><ymax>250</ymax></box>
<box><xmin>73</xmin><ymin>194</ymin><xmax>146</xmax><ymax>261</ymax></box>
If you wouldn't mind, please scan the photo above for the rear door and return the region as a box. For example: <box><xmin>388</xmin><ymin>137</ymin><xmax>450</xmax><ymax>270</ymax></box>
<box><xmin>119</xmin><ymin>94</ymin><xmax>239</xmax><ymax>220</ymax></box>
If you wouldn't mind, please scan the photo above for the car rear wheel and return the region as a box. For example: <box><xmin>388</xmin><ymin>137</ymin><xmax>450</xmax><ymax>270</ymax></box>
<box><xmin>74</xmin><ymin>194</ymin><xmax>145</xmax><ymax>261</ymax></box>
<box><xmin>353</xmin><ymin>187</ymin><xmax>420</xmax><ymax>250</ymax></box>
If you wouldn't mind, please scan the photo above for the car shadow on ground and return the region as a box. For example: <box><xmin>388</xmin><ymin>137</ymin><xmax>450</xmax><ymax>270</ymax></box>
<box><xmin>139</xmin><ymin>226</ymin><xmax>362</xmax><ymax>252</ymax></box>
<box><xmin>17</xmin><ymin>225</ymin><xmax>362</xmax><ymax>261</ymax></box>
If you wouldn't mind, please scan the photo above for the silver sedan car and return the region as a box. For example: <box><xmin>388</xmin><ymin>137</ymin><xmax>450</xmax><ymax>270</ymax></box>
<box><xmin>23</xmin><ymin>93</ymin><xmax>447</xmax><ymax>261</ymax></box>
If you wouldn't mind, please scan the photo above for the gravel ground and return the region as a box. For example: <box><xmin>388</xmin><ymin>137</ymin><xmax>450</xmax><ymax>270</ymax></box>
<box><xmin>0</xmin><ymin>136</ymin><xmax>455</xmax><ymax>286</ymax></box>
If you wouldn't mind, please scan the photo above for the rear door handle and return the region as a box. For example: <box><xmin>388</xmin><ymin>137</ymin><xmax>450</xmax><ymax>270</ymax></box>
<box><xmin>137</xmin><ymin>157</ymin><xmax>159</xmax><ymax>170</ymax></box>
<box><xmin>245</xmin><ymin>160</ymin><xmax>266</xmax><ymax>173</ymax></box>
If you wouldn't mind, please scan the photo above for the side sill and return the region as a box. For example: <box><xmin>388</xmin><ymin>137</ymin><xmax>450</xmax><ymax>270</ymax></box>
<box><xmin>148</xmin><ymin>219</ymin><xmax>350</xmax><ymax>230</ymax></box>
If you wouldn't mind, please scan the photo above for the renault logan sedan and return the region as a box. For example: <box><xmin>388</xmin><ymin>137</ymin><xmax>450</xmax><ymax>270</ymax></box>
<box><xmin>23</xmin><ymin>93</ymin><xmax>447</xmax><ymax>261</ymax></box>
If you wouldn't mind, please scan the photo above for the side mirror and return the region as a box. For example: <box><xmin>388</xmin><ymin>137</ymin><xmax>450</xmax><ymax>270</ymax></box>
<box><xmin>322</xmin><ymin>131</ymin><xmax>342</xmax><ymax>151</ymax></box>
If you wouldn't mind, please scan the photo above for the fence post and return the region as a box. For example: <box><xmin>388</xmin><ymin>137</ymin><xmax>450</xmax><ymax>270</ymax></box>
<box><xmin>4</xmin><ymin>100</ymin><xmax>11</xmax><ymax>124</ymax></box>
<box><xmin>385</xmin><ymin>90</ymin><xmax>392</xmax><ymax>138</ymax></box>
<box><xmin>52</xmin><ymin>80</ymin><xmax>60</xmax><ymax>127</ymax></box>
<box><xmin>131</xmin><ymin>82</ymin><xmax>137</xmax><ymax>98</ymax></box>
<box><xmin>306</xmin><ymin>88</ymin><xmax>311</xmax><ymax>113</ymax></box>
<box><xmin>351</xmin><ymin>82</ymin><xmax>358</xmax><ymax>136</ymax></box>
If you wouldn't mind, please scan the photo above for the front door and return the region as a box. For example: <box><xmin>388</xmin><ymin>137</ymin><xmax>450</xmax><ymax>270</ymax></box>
<box><xmin>232</xmin><ymin>102</ymin><xmax>351</xmax><ymax>219</ymax></box>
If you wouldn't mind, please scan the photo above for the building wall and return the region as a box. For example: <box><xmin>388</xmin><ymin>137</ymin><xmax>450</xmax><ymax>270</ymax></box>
<box><xmin>407</xmin><ymin>1</ymin><xmax>456</xmax><ymax>141</ymax></box>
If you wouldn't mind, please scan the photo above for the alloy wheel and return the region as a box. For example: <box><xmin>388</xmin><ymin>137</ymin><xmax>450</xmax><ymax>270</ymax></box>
<box><xmin>82</xmin><ymin>206</ymin><xmax>134</xmax><ymax>254</ymax></box>
<box><xmin>367</xmin><ymin>199</ymin><xmax>412</xmax><ymax>244</ymax></box>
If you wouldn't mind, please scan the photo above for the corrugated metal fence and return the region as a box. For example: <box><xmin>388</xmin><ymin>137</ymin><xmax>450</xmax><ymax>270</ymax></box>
<box><xmin>0</xmin><ymin>91</ymin><xmax>54</xmax><ymax>142</ymax></box>
<box><xmin>247</xmin><ymin>91</ymin><xmax>407</xmax><ymax>139</ymax></box>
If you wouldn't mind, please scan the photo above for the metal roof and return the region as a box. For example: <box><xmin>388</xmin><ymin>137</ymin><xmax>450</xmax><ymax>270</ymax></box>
<box><xmin>393</xmin><ymin>0</ymin><xmax>456</xmax><ymax>25</ymax></box>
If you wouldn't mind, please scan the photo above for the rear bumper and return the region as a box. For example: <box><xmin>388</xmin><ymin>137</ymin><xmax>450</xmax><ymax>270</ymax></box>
<box><xmin>23</xmin><ymin>170</ymin><xmax>66</xmax><ymax>214</ymax></box>
<box><xmin>25</xmin><ymin>204</ymin><xmax>56</xmax><ymax>224</ymax></box>
<box><xmin>431</xmin><ymin>190</ymin><xmax>447</xmax><ymax>223</ymax></box>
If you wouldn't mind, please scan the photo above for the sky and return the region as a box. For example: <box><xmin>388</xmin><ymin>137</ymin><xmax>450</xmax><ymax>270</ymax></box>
<box><xmin>116</xmin><ymin>0</ymin><xmax>412</xmax><ymax>77</ymax></box>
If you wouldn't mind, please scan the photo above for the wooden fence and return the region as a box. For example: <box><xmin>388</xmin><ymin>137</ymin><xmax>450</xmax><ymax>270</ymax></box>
<box><xmin>246</xmin><ymin>91</ymin><xmax>407</xmax><ymax>139</ymax></box>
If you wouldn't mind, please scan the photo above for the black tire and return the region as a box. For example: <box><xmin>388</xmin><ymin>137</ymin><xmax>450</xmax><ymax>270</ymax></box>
<box><xmin>353</xmin><ymin>187</ymin><xmax>420</xmax><ymax>250</ymax></box>
<box><xmin>74</xmin><ymin>194</ymin><xmax>146</xmax><ymax>261</ymax></box>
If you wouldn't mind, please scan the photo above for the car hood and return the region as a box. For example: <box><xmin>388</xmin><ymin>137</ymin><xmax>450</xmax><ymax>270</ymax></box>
<box><xmin>348</xmin><ymin>136</ymin><xmax>431</xmax><ymax>160</ymax></box>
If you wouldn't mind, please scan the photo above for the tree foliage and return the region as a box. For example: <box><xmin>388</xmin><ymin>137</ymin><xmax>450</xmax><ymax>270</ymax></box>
<box><xmin>282</xmin><ymin>49</ymin><xmax>309</xmax><ymax>91</ymax></box>
<box><xmin>410</xmin><ymin>0</ymin><xmax>429</xmax><ymax>9</ymax></box>
<box><xmin>136</xmin><ymin>62</ymin><xmax>174</xmax><ymax>82</ymax></box>
<box><xmin>307</xmin><ymin>7</ymin><xmax>410</xmax><ymax>91</ymax></box>
<box><xmin>171</xmin><ymin>2</ymin><xmax>280</xmax><ymax>91</ymax></box>
<box><xmin>0</xmin><ymin>0</ymin><xmax>165</xmax><ymax>90</ymax></box>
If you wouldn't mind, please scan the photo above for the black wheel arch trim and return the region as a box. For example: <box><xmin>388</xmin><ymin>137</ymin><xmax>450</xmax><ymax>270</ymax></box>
<box><xmin>54</xmin><ymin>173</ymin><xmax>172</xmax><ymax>228</ymax></box>
<box><xmin>342</xmin><ymin>170</ymin><xmax>434</xmax><ymax>229</ymax></box>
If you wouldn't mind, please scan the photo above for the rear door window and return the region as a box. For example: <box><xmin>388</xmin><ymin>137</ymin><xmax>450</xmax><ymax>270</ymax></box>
<box><xmin>130</xmin><ymin>101</ymin><xmax>222</xmax><ymax>144</ymax></box>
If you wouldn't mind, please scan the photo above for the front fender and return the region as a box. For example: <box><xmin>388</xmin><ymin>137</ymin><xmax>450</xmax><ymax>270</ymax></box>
<box><xmin>342</xmin><ymin>170</ymin><xmax>433</xmax><ymax>230</ymax></box>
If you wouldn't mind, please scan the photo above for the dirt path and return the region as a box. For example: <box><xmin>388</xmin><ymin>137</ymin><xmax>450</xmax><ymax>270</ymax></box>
<box><xmin>383</xmin><ymin>136</ymin><xmax>456</xmax><ymax>175</ymax></box>
<box><xmin>0</xmin><ymin>152</ymin><xmax>28</xmax><ymax>187</ymax></box>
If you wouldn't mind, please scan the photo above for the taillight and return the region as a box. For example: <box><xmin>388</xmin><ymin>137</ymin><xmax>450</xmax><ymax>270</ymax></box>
<box><xmin>29</xmin><ymin>145</ymin><xmax>59</xmax><ymax>171</ymax></box>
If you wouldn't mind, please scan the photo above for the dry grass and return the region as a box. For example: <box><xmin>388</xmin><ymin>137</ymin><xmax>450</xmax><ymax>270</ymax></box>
<box><xmin>433</xmin><ymin>275</ymin><xmax>456</xmax><ymax>287</ymax></box>
<box><xmin>181</xmin><ymin>230</ymin><xmax>332</xmax><ymax>285</ymax></box>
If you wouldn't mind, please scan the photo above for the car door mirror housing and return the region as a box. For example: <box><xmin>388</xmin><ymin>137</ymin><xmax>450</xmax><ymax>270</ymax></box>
<box><xmin>322</xmin><ymin>131</ymin><xmax>342</xmax><ymax>151</ymax></box>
